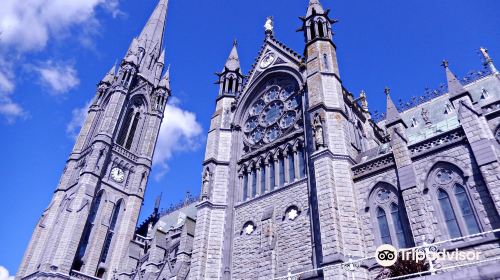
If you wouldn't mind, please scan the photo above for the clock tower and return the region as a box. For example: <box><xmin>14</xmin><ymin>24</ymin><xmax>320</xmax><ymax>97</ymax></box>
<box><xmin>16</xmin><ymin>0</ymin><xmax>171</xmax><ymax>279</ymax></box>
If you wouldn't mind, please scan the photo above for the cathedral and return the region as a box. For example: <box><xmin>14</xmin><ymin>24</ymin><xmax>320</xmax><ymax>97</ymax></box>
<box><xmin>16</xmin><ymin>0</ymin><xmax>500</xmax><ymax>279</ymax></box>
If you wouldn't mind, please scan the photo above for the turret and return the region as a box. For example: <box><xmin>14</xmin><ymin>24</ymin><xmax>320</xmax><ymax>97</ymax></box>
<box><xmin>216</xmin><ymin>40</ymin><xmax>244</xmax><ymax>96</ymax></box>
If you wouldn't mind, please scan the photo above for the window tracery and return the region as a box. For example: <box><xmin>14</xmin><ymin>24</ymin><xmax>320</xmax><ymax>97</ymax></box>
<box><xmin>243</xmin><ymin>78</ymin><xmax>301</xmax><ymax>148</ymax></box>
<box><xmin>428</xmin><ymin>164</ymin><xmax>481</xmax><ymax>238</ymax></box>
<box><xmin>369</xmin><ymin>183</ymin><xmax>413</xmax><ymax>248</ymax></box>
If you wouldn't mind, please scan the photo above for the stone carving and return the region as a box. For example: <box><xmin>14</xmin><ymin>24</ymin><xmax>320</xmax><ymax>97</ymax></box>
<box><xmin>287</xmin><ymin>208</ymin><xmax>299</xmax><ymax>221</ymax></box>
<box><xmin>313</xmin><ymin>114</ymin><xmax>324</xmax><ymax>149</ymax></box>
<box><xmin>201</xmin><ymin>169</ymin><xmax>210</xmax><ymax>199</ymax></box>
<box><xmin>264</xmin><ymin>16</ymin><xmax>274</xmax><ymax>33</ymax></box>
<box><xmin>421</xmin><ymin>107</ymin><xmax>431</xmax><ymax>125</ymax></box>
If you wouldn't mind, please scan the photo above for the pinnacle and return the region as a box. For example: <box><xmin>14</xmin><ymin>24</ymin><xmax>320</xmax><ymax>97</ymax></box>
<box><xmin>102</xmin><ymin>65</ymin><xmax>116</xmax><ymax>84</ymax></box>
<box><xmin>442</xmin><ymin>61</ymin><xmax>467</xmax><ymax>97</ymax></box>
<box><xmin>224</xmin><ymin>42</ymin><xmax>241</xmax><ymax>71</ymax></box>
<box><xmin>385</xmin><ymin>87</ymin><xmax>403</xmax><ymax>127</ymax></box>
<box><xmin>307</xmin><ymin>0</ymin><xmax>325</xmax><ymax>17</ymax></box>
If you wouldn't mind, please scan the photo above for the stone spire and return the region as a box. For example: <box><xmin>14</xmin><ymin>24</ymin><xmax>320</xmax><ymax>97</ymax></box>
<box><xmin>442</xmin><ymin>60</ymin><xmax>467</xmax><ymax>98</ymax></box>
<box><xmin>102</xmin><ymin>65</ymin><xmax>116</xmax><ymax>84</ymax></box>
<box><xmin>138</xmin><ymin>0</ymin><xmax>169</xmax><ymax>58</ymax></box>
<box><xmin>385</xmin><ymin>87</ymin><xmax>405</xmax><ymax>128</ymax></box>
<box><xmin>224</xmin><ymin>40</ymin><xmax>241</xmax><ymax>72</ymax></box>
<box><xmin>480</xmin><ymin>47</ymin><xmax>499</xmax><ymax>74</ymax></box>
<box><xmin>307</xmin><ymin>0</ymin><xmax>325</xmax><ymax>17</ymax></box>
<box><xmin>158</xmin><ymin>65</ymin><xmax>170</xmax><ymax>89</ymax></box>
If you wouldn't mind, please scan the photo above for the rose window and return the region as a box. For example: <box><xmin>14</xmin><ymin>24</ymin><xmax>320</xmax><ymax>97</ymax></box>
<box><xmin>243</xmin><ymin>80</ymin><xmax>301</xmax><ymax>147</ymax></box>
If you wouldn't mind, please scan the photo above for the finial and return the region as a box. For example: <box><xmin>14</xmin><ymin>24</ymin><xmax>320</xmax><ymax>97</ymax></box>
<box><xmin>233</xmin><ymin>39</ymin><xmax>238</xmax><ymax>46</ymax></box>
<box><xmin>264</xmin><ymin>16</ymin><xmax>274</xmax><ymax>35</ymax></box>
<box><xmin>479</xmin><ymin>46</ymin><xmax>498</xmax><ymax>74</ymax></box>
<box><xmin>441</xmin><ymin>60</ymin><xmax>449</xmax><ymax>69</ymax></box>
<box><xmin>384</xmin><ymin>87</ymin><xmax>391</xmax><ymax>95</ymax></box>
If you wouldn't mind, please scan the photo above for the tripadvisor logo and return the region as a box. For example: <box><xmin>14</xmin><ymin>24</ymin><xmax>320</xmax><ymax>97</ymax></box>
<box><xmin>375</xmin><ymin>244</ymin><xmax>398</xmax><ymax>267</ymax></box>
<box><xmin>375</xmin><ymin>244</ymin><xmax>482</xmax><ymax>267</ymax></box>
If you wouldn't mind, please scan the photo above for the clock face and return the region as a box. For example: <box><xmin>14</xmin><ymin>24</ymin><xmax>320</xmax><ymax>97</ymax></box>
<box><xmin>260</xmin><ymin>52</ymin><xmax>276</xmax><ymax>69</ymax></box>
<box><xmin>110</xmin><ymin>167</ymin><xmax>125</xmax><ymax>183</ymax></box>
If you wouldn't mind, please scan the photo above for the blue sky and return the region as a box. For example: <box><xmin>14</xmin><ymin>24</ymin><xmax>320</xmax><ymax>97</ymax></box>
<box><xmin>1</xmin><ymin>0</ymin><xmax>499</xmax><ymax>276</ymax></box>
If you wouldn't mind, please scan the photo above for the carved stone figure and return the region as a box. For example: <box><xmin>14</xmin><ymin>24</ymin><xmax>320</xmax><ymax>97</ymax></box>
<box><xmin>313</xmin><ymin>114</ymin><xmax>324</xmax><ymax>149</ymax></box>
<box><xmin>201</xmin><ymin>169</ymin><xmax>210</xmax><ymax>199</ymax></box>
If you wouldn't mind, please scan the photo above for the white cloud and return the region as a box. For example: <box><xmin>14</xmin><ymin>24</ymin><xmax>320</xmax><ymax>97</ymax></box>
<box><xmin>153</xmin><ymin>103</ymin><xmax>203</xmax><ymax>180</ymax></box>
<box><xmin>0</xmin><ymin>58</ymin><xmax>26</xmax><ymax>123</ymax></box>
<box><xmin>35</xmin><ymin>61</ymin><xmax>80</xmax><ymax>95</ymax></box>
<box><xmin>0</xmin><ymin>266</ymin><xmax>14</xmax><ymax>280</ymax></box>
<box><xmin>0</xmin><ymin>0</ymin><xmax>123</xmax><ymax>52</ymax></box>
<box><xmin>0</xmin><ymin>0</ymin><xmax>122</xmax><ymax>123</ymax></box>
<box><xmin>67</xmin><ymin>100</ymin><xmax>91</xmax><ymax>138</ymax></box>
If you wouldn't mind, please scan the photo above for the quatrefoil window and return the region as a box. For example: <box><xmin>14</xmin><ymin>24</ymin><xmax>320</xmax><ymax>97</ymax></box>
<box><xmin>376</xmin><ymin>188</ymin><xmax>391</xmax><ymax>203</ymax></box>
<box><xmin>435</xmin><ymin>168</ymin><xmax>454</xmax><ymax>185</ymax></box>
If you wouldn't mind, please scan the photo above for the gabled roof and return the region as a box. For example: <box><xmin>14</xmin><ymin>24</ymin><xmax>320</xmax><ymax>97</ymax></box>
<box><xmin>242</xmin><ymin>34</ymin><xmax>303</xmax><ymax>95</ymax></box>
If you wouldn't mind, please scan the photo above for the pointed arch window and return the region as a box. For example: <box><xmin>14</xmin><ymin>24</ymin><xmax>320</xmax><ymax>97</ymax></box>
<box><xmin>251</xmin><ymin>167</ymin><xmax>257</xmax><ymax>198</ymax></box>
<box><xmin>455</xmin><ymin>184</ymin><xmax>480</xmax><ymax>234</ymax></box>
<box><xmin>369</xmin><ymin>184</ymin><xmax>413</xmax><ymax>248</ymax></box>
<box><xmin>429</xmin><ymin>164</ymin><xmax>483</xmax><ymax>238</ymax></box>
<box><xmin>317</xmin><ymin>20</ymin><xmax>325</xmax><ymax>38</ymax></box>
<box><xmin>270</xmin><ymin>160</ymin><xmax>276</xmax><ymax>191</ymax></box>
<box><xmin>438</xmin><ymin>189</ymin><xmax>461</xmax><ymax>238</ymax></box>
<box><xmin>260</xmin><ymin>163</ymin><xmax>266</xmax><ymax>194</ymax></box>
<box><xmin>288</xmin><ymin>150</ymin><xmax>295</xmax><ymax>182</ymax></box>
<box><xmin>227</xmin><ymin>77</ymin><xmax>234</xmax><ymax>94</ymax></box>
<box><xmin>242</xmin><ymin>171</ymin><xmax>249</xmax><ymax>201</ymax></box>
<box><xmin>279</xmin><ymin>155</ymin><xmax>285</xmax><ymax>187</ymax></box>
<box><xmin>99</xmin><ymin>200</ymin><xmax>122</xmax><ymax>265</ymax></box>
<box><xmin>72</xmin><ymin>191</ymin><xmax>104</xmax><ymax>271</ymax></box>
<box><xmin>117</xmin><ymin>100</ymin><xmax>144</xmax><ymax>151</ymax></box>
<box><xmin>377</xmin><ymin>207</ymin><xmax>392</xmax><ymax>245</ymax></box>
<box><xmin>309</xmin><ymin>22</ymin><xmax>316</xmax><ymax>39</ymax></box>
<box><xmin>298</xmin><ymin>146</ymin><xmax>306</xmax><ymax>179</ymax></box>
<box><xmin>391</xmin><ymin>203</ymin><xmax>410</xmax><ymax>248</ymax></box>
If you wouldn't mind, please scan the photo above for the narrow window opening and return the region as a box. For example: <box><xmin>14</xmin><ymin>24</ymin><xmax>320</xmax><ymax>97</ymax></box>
<box><xmin>251</xmin><ymin>168</ymin><xmax>257</xmax><ymax>198</ymax></box>
<box><xmin>125</xmin><ymin>112</ymin><xmax>140</xmax><ymax>150</ymax></box>
<box><xmin>391</xmin><ymin>203</ymin><xmax>409</xmax><ymax>248</ymax></box>
<box><xmin>72</xmin><ymin>192</ymin><xmax>103</xmax><ymax>271</ymax></box>
<box><xmin>117</xmin><ymin>109</ymin><xmax>133</xmax><ymax>146</ymax></box>
<box><xmin>318</xmin><ymin>21</ymin><xmax>325</xmax><ymax>38</ymax></box>
<box><xmin>288</xmin><ymin>151</ymin><xmax>295</xmax><ymax>183</ymax></box>
<box><xmin>454</xmin><ymin>184</ymin><xmax>480</xmax><ymax>234</ymax></box>
<box><xmin>260</xmin><ymin>164</ymin><xmax>266</xmax><ymax>194</ymax></box>
<box><xmin>99</xmin><ymin>200</ymin><xmax>121</xmax><ymax>264</ymax></box>
<box><xmin>298</xmin><ymin>147</ymin><xmax>306</xmax><ymax>178</ymax></box>
<box><xmin>438</xmin><ymin>189</ymin><xmax>461</xmax><ymax>238</ymax></box>
<box><xmin>228</xmin><ymin>77</ymin><xmax>234</xmax><ymax>94</ymax></box>
<box><xmin>279</xmin><ymin>156</ymin><xmax>285</xmax><ymax>187</ymax></box>
<box><xmin>242</xmin><ymin>172</ymin><xmax>248</xmax><ymax>201</ymax></box>
<box><xmin>270</xmin><ymin>161</ymin><xmax>275</xmax><ymax>191</ymax></box>
<box><xmin>377</xmin><ymin>207</ymin><xmax>392</xmax><ymax>245</ymax></box>
<box><xmin>309</xmin><ymin>22</ymin><xmax>316</xmax><ymax>39</ymax></box>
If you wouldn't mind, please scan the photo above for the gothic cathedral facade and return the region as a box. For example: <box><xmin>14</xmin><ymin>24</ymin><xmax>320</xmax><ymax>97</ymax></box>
<box><xmin>17</xmin><ymin>0</ymin><xmax>500</xmax><ymax>280</ymax></box>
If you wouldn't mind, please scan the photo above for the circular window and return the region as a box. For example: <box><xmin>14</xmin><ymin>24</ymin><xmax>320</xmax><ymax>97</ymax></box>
<box><xmin>260</xmin><ymin>101</ymin><xmax>284</xmax><ymax>126</ymax></box>
<box><xmin>243</xmin><ymin>79</ymin><xmax>301</xmax><ymax>147</ymax></box>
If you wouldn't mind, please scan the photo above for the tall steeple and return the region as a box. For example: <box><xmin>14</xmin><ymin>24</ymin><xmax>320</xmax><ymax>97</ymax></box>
<box><xmin>138</xmin><ymin>0</ymin><xmax>168</xmax><ymax>58</ymax></box>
